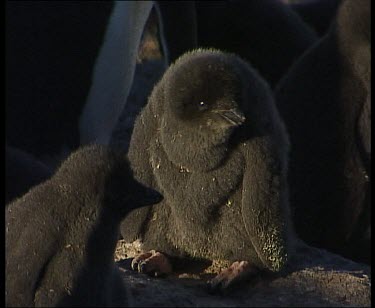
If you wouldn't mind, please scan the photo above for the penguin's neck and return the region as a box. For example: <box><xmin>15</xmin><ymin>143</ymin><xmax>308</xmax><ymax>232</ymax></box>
<box><xmin>159</xmin><ymin>118</ymin><xmax>232</xmax><ymax>172</ymax></box>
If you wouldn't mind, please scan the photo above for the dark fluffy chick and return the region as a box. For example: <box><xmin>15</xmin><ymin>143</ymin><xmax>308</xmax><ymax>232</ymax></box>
<box><xmin>6</xmin><ymin>144</ymin><xmax>162</xmax><ymax>307</ymax></box>
<box><xmin>121</xmin><ymin>48</ymin><xmax>293</xmax><ymax>291</ymax></box>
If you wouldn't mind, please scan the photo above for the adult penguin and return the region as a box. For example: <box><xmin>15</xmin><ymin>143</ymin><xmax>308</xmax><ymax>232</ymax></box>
<box><xmin>193</xmin><ymin>0</ymin><xmax>318</xmax><ymax>88</ymax></box>
<box><xmin>6</xmin><ymin>1</ymin><xmax>196</xmax><ymax>160</ymax></box>
<box><xmin>275</xmin><ymin>0</ymin><xmax>371</xmax><ymax>264</ymax></box>
<box><xmin>289</xmin><ymin>0</ymin><xmax>342</xmax><ymax>37</ymax></box>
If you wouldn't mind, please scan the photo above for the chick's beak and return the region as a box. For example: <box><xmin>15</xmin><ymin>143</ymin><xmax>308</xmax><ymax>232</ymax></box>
<box><xmin>215</xmin><ymin>108</ymin><xmax>246</xmax><ymax>126</ymax></box>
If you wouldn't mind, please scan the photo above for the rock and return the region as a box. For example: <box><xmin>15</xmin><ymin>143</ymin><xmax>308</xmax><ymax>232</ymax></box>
<box><xmin>115</xmin><ymin>240</ymin><xmax>371</xmax><ymax>307</ymax></box>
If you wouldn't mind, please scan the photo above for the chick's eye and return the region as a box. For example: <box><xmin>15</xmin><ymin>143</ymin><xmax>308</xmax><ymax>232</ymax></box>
<box><xmin>198</xmin><ymin>101</ymin><xmax>208</xmax><ymax>110</ymax></box>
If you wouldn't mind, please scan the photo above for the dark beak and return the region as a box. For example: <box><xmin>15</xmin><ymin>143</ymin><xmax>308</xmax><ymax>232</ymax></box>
<box><xmin>135</xmin><ymin>186</ymin><xmax>163</xmax><ymax>207</ymax></box>
<box><xmin>215</xmin><ymin>109</ymin><xmax>246</xmax><ymax>126</ymax></box>
<box><xmin>142</xmin><ymin>188</ymin><xmax>163</xmax><ymax>205</ymax></box>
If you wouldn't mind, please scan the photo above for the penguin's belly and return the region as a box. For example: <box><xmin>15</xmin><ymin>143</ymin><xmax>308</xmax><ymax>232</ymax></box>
<box><xmin>149</xmin><ymin>140</ymin><xmax>259</xmax><ymax>261</ymax></box>
<box><xmin>171</xmin><ymin>189</ymin><xmax>260</xmax><ymax>262</ymax></box>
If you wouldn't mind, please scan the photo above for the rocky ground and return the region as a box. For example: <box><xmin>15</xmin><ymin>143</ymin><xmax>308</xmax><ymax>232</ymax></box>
<box><xmin>114</xmin><ymin>239</ymin><xmax>370</xmax><ymax>307</ymax></box>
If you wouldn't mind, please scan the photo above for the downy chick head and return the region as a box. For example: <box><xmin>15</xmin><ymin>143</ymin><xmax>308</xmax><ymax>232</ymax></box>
<box><xmin>158</xmin><ymin>49</ymin><xmax>248</xmax><ymax>171</ymax></box>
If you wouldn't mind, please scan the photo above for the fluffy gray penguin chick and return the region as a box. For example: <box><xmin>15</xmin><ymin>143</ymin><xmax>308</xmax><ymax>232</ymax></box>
<box><xmin>6</xmin><ymin>144</ymin><xmax>162</xmax><ymax>307</ymax></box>
<box><xmin>120</xmin><ymin>48</ymin><xmax>293</xmax><ymax>291</ymax></box>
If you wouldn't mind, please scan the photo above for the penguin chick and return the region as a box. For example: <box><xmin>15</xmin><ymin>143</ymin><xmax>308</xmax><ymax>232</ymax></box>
<box><xmin>120</xmin><ymin>48</ymin><xmax>293</xmax><ymax>291</ymax></box>
<box><xmin>275</xmin><ymin>0</ymin><xmax>370</xmax><ymax>263</ymax></box>
<box><xmin>5</xmin><ymin>144</ymin><xmax>162</xmax><ymax>307</ymax></box>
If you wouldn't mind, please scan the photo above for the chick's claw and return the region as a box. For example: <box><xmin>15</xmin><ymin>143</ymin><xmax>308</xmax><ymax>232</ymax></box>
<box><xmin>131</xmin><ymin>250</ymin><xmax>172</xmax><ymax>277</ymax></box>
<box><xmin>131</xmin><ymin>251</ymin><xmax>153</xmax><ymax>271</ymax></box>
<box><xmin>208</xmin><ymin>260</ymin><xmax>258</xmax><ymax>293</ymax></box>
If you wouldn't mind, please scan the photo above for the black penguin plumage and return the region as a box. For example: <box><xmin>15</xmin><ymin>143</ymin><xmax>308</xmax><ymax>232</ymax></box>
<box><xmin>5</xmin><ymin>145</ymin><xmax>162</xmax><ymax>307</ymax></box>
<box><xmin>6</xmin><ymin>145</ymin><xmax>53</xmax><ymax>204</ymax></box>
<box><xmin>290</xmin><ymin>0</ymin><xmax>342</xmax><ymax>37</ymax></box>
<box><xmin>193</xmin><ymin>0</ymin><xmax>318</xmax><ymax>88</ymax></box>
<box><xmin>275</xmin><ymin>0</ymin><xmax>370</xmax><ymax>264</ymax></box>
<box><xmin>120</xmin><ymin>49</ymin><xmax>293</xmax><ymax>275</ymax></box>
